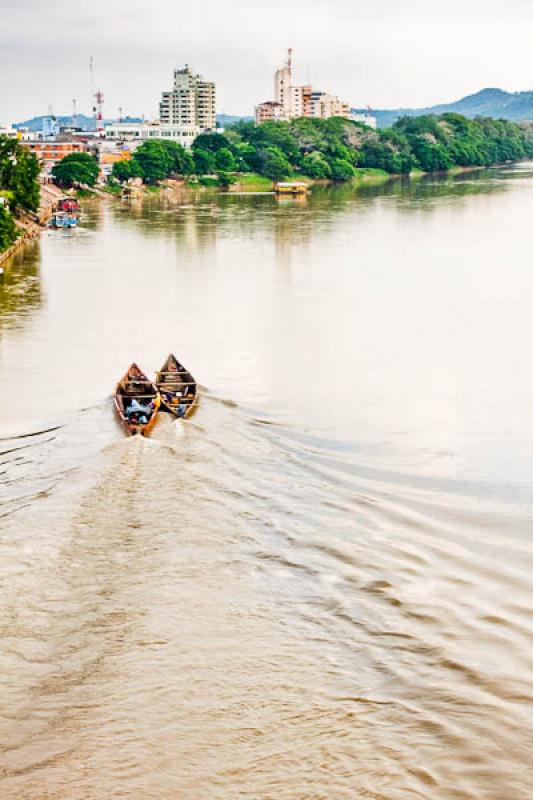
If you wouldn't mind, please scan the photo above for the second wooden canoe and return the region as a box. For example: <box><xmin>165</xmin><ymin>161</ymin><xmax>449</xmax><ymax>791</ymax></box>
<box><xmin>155</xmin><ymin>353</ymin><xmax>197</xmax><ymax>418</ymax></box>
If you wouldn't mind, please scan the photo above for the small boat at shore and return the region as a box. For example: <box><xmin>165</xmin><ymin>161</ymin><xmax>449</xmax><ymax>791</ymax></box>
<box><xmin>115</xmin><ymin>363</ymin><xmax>160</xmax><ymax>436</ymax></box>
<box><xmin>155</xmin><ymin>354</ymin><xmax>198</xmax><ymax>418</ymax></box>
<box><xmin>274</xmin><ymin>181</ymin><xmax>309</xmax><ymax>195</ymax></box>
<box><xmin>57</xmin><ymin>197</ymin><xmax>79</xmax><ymax>213</ymax></box>
<box><xmin>49</xmin><ymin>211</ymin><xmax>77</xmax><ymax>229</ymax></box>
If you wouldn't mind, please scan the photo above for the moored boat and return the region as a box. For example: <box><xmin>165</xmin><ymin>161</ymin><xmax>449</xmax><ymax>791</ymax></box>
<box><xmin>57</xmin><ymin>196</ymin><xmax>80</xmax><ymax>213</ymax></box>
<box><xmin>49</xmin><ymin>211</ymin><xmax>77</xmax><ymax>229</ymax></box>
<box><xmin>274</xmin><ymin>181</ymin><xmax>309</xmax><ymax>195</ymax></box>
<box><xmin>115</xmin><ymin>363</ymin><xmax>160</xmax><ymax>436</ymax></box>
<box><xmin>155</xmin><ymin>354</ymin><xmax>198</xmax><ymax>418</ymax></box>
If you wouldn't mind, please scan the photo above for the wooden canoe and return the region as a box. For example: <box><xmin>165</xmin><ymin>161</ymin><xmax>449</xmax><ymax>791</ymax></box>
<box><xmin>155</xmin><ymin>353</ymin><xmax>198</xmax><ymax>418</ymax></box>
<box><xmin>115</xmin><ymin>363</ymin><xmax>161</xmax><ymax>436</ymax></box>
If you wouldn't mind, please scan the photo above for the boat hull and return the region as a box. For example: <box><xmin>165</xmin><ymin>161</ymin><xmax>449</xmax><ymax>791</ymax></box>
<box><xmin>115</xmin><ymin>363</ymin><xmax>161</xmax><ymax>436</ymax></box>
<box><xmin>156</xmin><ymin>354</ymin><xmax>198</xmax><ymax>419</ymax></box>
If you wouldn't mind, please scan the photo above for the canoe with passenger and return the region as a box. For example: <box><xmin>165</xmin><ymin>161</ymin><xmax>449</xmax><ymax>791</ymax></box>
<box><xmin>115</xmin><ymin>363</ymin><xmax>160</xmax><ymax>436</ymax></box>
<box><xmin>155</xmin><ymin>353</ymin><xmax>198</xmax><ymax>418</ymax></box>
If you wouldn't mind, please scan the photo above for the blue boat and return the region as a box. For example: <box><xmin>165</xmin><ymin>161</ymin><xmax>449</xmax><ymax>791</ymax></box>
<box><xmin>49</xmin><ymin>211</ymin><xmax>77</xmax><ymax>229</ymax></box>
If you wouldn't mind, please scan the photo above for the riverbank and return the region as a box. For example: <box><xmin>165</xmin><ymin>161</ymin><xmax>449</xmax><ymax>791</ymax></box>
<box><xmin>0</xmin><ymin>183</ymin><xmax>62</xmax><ymax>266</ymax></box>
<box><xmin>101</xmin><ymin>167</ymin><xmax>393</xmax><ymax>200</ymax></box>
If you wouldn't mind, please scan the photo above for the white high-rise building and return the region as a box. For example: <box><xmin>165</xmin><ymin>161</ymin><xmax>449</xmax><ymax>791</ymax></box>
<box><xmin>160</xmin><ymin>65</ymin><xmax>216</xmax><ymax>131</ymax></box>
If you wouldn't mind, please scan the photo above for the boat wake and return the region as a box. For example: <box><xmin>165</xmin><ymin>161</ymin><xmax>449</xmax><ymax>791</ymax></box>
<box><xmin>0</xmin><ymin>393</ymin><xmax>532</xmax><ymax>799</ymax></box>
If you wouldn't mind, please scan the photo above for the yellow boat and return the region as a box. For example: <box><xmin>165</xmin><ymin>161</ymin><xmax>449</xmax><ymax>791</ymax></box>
<box><xmin>274</xmin><ymin>182</ymin><xmax>309</xmax><ymax>195</ymax></box>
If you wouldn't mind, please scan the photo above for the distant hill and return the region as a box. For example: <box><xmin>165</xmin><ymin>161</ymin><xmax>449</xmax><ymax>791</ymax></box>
<box><xmin>16</xmin><ymin>91</ymin><xmax>533</xmax><ymax>134</ymax></box>
<box><xmin>14</xmin><ymin>114</ymin><xmax>142</xmax><ymax>131</ymax></box>
<box><xmin>14</xmin><ymin>113</ymin><xmax>250</xmax><ymax>131</ymax></box>
<box><xmin>370</xmin><ymin>88</ymin><xmax>533</xmax><ymax>128</ymax></box>
<box><xmin>216</xmin><ymin>114</ymin><xmax>253</xmax><ymax>126</ymax></box>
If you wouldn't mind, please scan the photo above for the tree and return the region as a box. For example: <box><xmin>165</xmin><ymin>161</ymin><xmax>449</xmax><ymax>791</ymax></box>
<box><xmin>329</xmin><ymin>159</ymin><xmax>355</xmax><ymax>181</ymax></box>
<box><xmin>234</xmin><ymin>120</ymin><xmax>300</xmax><ymax>163</ymax></box>
<box><xmin>111</xmin><ymin>158</ymin><xmax>144</xmax><ymax>183</ymax></box>
<box><xmin>231</xmin><ymin>142</ymin><xmax>258</xmax><ymax>172</ymax></box>
<box><xmin>134</xmin><ymin>141</ymin><xmax>173</xmax><ymax>183</ymax></box>
<box><xmin>159</xmin><ymin>140</ymin><xmax>194</xmax><ymax>175</ymax></box>
<box><xmin>0</xmin><ymin>204</ymin><xmax>19</xmax><ymax>251</ymax></box>
<box><xmin>258</xmin><ymin>146</ymin><xmax>290</xmax><ymax>182</ymax></box>
<box><xmin>0</xmin><ymin>137</ymin><xmax>40</xmax><ymax>211</ymax></box>
<box><xmin>10</xmin><ymin>148</ymin><xmax>40</xmax><ymax>211</ymax></box>
<box><xmin>133</xmin><ymin>140</ymin><xmax>195</xmax><ymax>182</ymax></box>
<box><xmin>52</xmin><ymin>152</ymin><xmax>99</xmax><ymax>187</ymax></box>
<box><xmin>301</xmin><ymin>151</ymin><xmax>331</xmax><ymax>178</ymax></box>
<box><xmin>192</xmin><ymin>132</ymin><xmax>232</xmax><ymax>153</ymax></box>
<box><xmin>289</xmin><ymin>117</ymin><xmax>327</xmax><ymax>155</ymax></box>
<box><xmin>217</xmin><ymin>171</ymin><xmax>236</xmax><ymax>189</ymax></box>
<box><xmin>214</xmin><ymin>147</ymin><xmax>237</xmax><ymax>172</ymax></box>
<box><xmin>193</xmin><ymin>148</ymin><xmax>216</xmax><ymax>174</ymax></box>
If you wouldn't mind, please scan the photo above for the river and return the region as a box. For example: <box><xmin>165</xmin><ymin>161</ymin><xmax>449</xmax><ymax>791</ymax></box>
<box><xmin>1</xmin><ymin>166</ymin><xmax>532</xmax><ymax>799</ymax></box>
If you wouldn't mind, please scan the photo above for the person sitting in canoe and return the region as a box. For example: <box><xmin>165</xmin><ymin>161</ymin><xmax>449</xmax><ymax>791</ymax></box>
<box><xmin>125</xmin><ymin>397</ymin><xmax>155</xmax><ymax>425</ymax></box>
<box><xmin>161</xmin><ymin>390</ymin><xmax>187</xmax><ymax>418</ymax></box>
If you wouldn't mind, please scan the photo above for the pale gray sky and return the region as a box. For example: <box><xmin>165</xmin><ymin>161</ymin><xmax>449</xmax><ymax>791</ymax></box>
<box><xmin>1</xmin><ymin>0</ymin><xmax>533</xmax><ymax>123</ymax></box>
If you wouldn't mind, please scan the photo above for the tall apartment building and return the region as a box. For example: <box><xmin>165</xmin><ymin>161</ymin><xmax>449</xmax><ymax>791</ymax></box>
<box><xmin>160</xmin><ymin>65</ymin><xmax>216</xmax><ymax>131</ymax></box>
<box><xmin>274</xmin><ymin>51</ymin><xmax>292</xmax><ymax>118</ymax></box>
<box><xmin>256</xmin><ymin>50</ymin><xmax>352</xmax><ymax>124</ymax></box>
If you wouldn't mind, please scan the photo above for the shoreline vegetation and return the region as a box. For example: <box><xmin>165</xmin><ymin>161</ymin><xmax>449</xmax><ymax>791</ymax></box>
<box><xmin>1</xmin><ymin>111</ymin><xmax>533</xmax><ymax>257</ymax></box>
<box><xmin>108</xmin><ymin>113</ymin><xmax>533</xmax><ymax>194</ymax></box>
<box><xmin>0</xmin><ymin>137</ymin><xmax>41</xmax><ymax>261</ymax></box>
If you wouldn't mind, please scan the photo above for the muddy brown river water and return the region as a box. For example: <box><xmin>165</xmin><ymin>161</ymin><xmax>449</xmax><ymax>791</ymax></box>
<box><xmin>1</xmin><ymin>166</ymin><xmax>532</xmax><ymax>799</ymax></box>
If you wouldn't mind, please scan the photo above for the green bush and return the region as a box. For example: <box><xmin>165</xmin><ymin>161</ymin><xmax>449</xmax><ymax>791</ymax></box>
<box><xmin>330</xmin><ymin>159</ymin><xmax>355</xmax><ymax>181</ymax></box>
<box><xmin>52</xmin><ymin>152</ymin><xmax>99</xmax><ymax>188</ymax></box>
<box><xmin>111</xmin><ymin>158</ymin><xmax>144</xmax><ymax>183</ymax></box>
<box><xmin>257</xmin><ymin>146</ymin><xmax>291</xmax><ymax>182</ymax></box>
<box><xmin>217</xmin><ymin>171</ymin><xmax>236</xmax><ymax>189</ymax></box>
<box><xmin>0</xmin><ymin>204</ymin><xmax>19</xmax><ymax>251</ymax></box>
<box><xmin>301</xmin><ymin>152</ymin><xmax>332</xmax><ymax>179</ymax></box>
<box><xmin>0</xmin><ymin>136</ymin><xmax>40</xmax><ymax>211</ymax></box>
<box><xmin>193</xmin><ymin>148</ymin><xmax>216</xmax><ymax>174</ymax></box>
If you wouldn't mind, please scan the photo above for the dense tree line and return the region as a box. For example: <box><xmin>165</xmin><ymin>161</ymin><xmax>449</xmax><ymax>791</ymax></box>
<box><xmin>358</xmin><ymin>114</ymin><xmax>533</xmax><ymax>173</ymax></box>
<box><xmin>0</xmin><ymin>136</ymin><xmax>40</xmax><ymax>251</ymax></box>
<box><xmin>109</xmin><ymin>113</ymin><xmax>533</xmax><ymax>187</ymax></box>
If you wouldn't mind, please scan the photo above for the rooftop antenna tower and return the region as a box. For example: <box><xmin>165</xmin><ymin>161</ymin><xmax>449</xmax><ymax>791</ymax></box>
<box><xmin>89</xmin><ymin>56</ymin><xmax>104</xmax><ymax>132</ymax></box>
<box><xmin>89</xmin><ymin>55</ymin><xmax>94</xmax><ymax>100</ymax></box>
<box><xmin>118</xmin><ymin>106</ymin><xmax>123</xmax><ymax>123</ymax></box>
<box><xmin>72</xmin><ymin>98</ymin><xmax>77</xmax><ymax>126</ymax></box>
<box><xmin>95</xmin><ymin>91</ymin><xmax>104</xmax><ymax>130</ymax></box>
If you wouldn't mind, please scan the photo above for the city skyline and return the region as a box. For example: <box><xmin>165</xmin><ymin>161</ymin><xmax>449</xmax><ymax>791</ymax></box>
<box><xmin>2</xmin><ymin>0</ymin><xmax>533</xmax><ymax>124</ymax></box>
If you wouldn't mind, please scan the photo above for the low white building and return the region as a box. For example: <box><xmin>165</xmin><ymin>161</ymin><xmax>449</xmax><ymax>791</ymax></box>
<box><xmin>0</xmin><ymin>125</ymin><xmax>18</xmax><ymax>139</ymax></box>
<box><xmin>104</xmin><ymin>122</ymin><xmax>200</xmax><ymax>147</ymax></box>
<box><xmin>350</xmin><ymin>110</ymin><xmax>377</xmax><ymax>129</ymax></box>
<box><xmin>0</xmin><ymin>125</ymin><xmax>36</xmax><ymax>140</ymax></box>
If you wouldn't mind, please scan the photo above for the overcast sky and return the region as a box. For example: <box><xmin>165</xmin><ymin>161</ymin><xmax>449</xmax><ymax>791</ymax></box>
<box><xmin>1</xmin><ymin>0</ymin><xmax>533</xmax><ymax>123</ymax></box>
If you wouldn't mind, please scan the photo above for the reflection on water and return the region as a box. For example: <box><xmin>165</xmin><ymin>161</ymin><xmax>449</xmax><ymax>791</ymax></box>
<box><xmin>1</xmin><ymin>164</ymin><xmax>533</xmax><ymax>799</ymax></box>
<box><xmin>0</xmin><ymin>241</ymin><xmax>42</xmax><ymax>329</ymax></box>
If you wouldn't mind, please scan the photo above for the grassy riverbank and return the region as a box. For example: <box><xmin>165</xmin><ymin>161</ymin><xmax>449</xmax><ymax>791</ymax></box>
<box><xmin>110</xmin><ymin>112</ymin><xmax>533</xmax><ymax>199</ymax></box>
<box><xmin>108</xmin><ymin>167</ymin><xmax>393</xmax><ymax>199</ymax></box>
